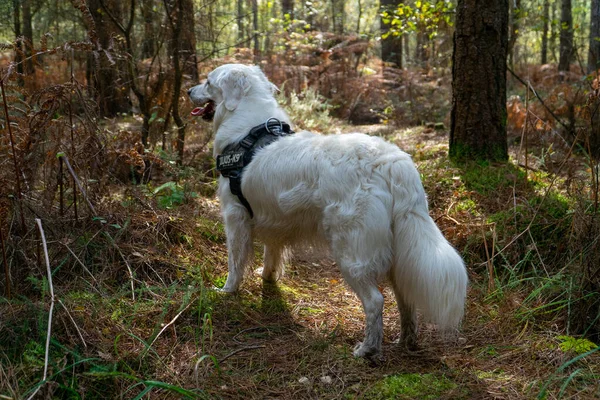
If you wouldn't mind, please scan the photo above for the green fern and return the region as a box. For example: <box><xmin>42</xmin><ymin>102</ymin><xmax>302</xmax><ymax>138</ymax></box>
<box><xmin>557</xmin><ymin>336</ymin><xmax>598</xmax><ymax>354</ymax></box>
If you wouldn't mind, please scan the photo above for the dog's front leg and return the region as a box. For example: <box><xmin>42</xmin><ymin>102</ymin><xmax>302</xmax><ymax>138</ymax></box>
<box><xmin>261</xmin><ymin>244</ymin><xmax>285</xmax><ymax>282</ymax></box>
<box><xmin>221</xmin><ymin>209</ymin><xmax>253</xmax><ymax>293</ymax></box>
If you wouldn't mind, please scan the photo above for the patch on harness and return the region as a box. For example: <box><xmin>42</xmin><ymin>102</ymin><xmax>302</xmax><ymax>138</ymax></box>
<box><xmin>217</xmin><ymin>150</ymin><xmax>245</xmax><ymax>172</ymax></box>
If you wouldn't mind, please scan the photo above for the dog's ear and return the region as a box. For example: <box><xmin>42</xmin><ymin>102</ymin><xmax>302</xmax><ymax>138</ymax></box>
<box><xmin>218</xmin><ymin>68</ymin><xmax>250</xmax><ymax>112</ymax></box>
<box><xmin>251</xmin><ymin>65</ymin><xmax>279</xmax><ymax>94</ymax></box>
<box><xmin>269</xmin><ymin>82</ymin><xmax>280</xmax><ymax>93</ymax></box>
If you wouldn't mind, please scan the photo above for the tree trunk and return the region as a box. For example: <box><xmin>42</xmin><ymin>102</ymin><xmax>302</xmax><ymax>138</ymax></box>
<box><xmin>541</xmin><ymin>0</ymin><xmax>549</xmax><ymax>64</ymax></box>
<box><xmin>331</xmin><ymin>0</ymin><xmax>344</xmax><ymax>34</ymax></box>
<box><xmin>163</xmin><ymin>0</ymin><xmax>187</xmax><ymax>162</ymax></box>
<box><xmin>21</xmin><ymin>0</ymin><xmax>34</xmax><ymax>76</ymax></box>
<box><xmin>303</xmin><ymin>0</ymin><xmax>314</xmax><ymax>29</ymax></box>
<box><xmin>356</xmin><ymin>0</ymin><xmax>362</xmax><ymax>34</ymax></box>
<box><xmin>140</xmin><ymin>0</ymin><xmax>156</xmax><ymax>58</ymax></box>
<box><xmin>282</xmin><ymin>0</ymin><xmax>293</xmax><ymax>19</ymax></box>
<box><xmin>12</xmin><ymin>0</ymin><xmax>24</xmax><ymax>86</ymax></box>
<box><xmin>86</xmin><ymin>0</ymin><xmax>130</xmax><ymax>117</ymax></box>
<box><xmin>588</xmin><ymin>0</ymin><xmax>600</xmax><ymax>73</ymax></box>
<box><xmin>507</xmin><ymin>0</ymin><xmax>521</xmax><ymax>68</ymax></box>
<box><xmin>415</xmin><ymin>29</ymin><xmax>427</xmax><ymax>66</ymax></box>
<box><xmin>237</xmin><ymin>0</ymin><xmax>244</xmax><ymax>41</ymax></box>
<box><xmin>450</xmin><ymin>0</ymin><xmax>509</xmax><ymax>162</ymax></box>
<box><xmin>380</xmin><ymin>0</ymin><xmax>402</xmax><ymax>68</ymax></box>
<box><xmin>550</xmin><ymin>0</ymin><xmax>557</xmax><ymax>62</ymax></box>
<box><xmin>558</xmin><ymin>0</ymin><xmax>573</xmax><ymax>73</ymax></box>
<box><xmin>252</xmin><ymin>0</ymin><xmax>259</xmax><ymax>57</ymax></box>
<box><xmin>180</xmin><ymin>0</ymin><xmax>198</xmax><ymax>81</ymax></box>
<box><xmin>404</xmin><ymin>32</ymin><xmax>410</xmax><ymax>64</ymax></box>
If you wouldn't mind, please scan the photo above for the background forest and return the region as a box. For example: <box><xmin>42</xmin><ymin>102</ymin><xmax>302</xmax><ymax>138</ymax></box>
<box><xmin>1</xmin><ymin>0</ymin><xmax>600</xmax><ymax>398</ymax></box>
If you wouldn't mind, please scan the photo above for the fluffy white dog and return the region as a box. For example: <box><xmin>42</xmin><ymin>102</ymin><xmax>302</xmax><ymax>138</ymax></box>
<box><xmin>188</xmin><ymin>64</ymin><xmax>468</xmax><ymax>359</ymax></box>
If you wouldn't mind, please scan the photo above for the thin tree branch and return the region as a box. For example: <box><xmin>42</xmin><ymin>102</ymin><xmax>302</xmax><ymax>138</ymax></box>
<box><xmin>0</xmin><ymin>219</ymin><xmax>9</xmax><ymax>299</ymax></box>
<box><xmin>58</xmin><ymin>299</ymin><xmax>87</xmax><ymax>349</ymax></box>
<box><xmin>1</xmin><ymin>75</ymin><xmax>26</xmax><ymax>233</ymax></box>
<box><xmin>507</xmin><ymin>66</ymin><xmax>571</xmax><ymax>134</ymax></box>
<box><xmin>27</xmin><ymin>219</ymin><xmax>55</xmax><ymax>400</ymax></box>
<box><xmin>59</xmin><ymin>154</ymin><xmax>97</xmax><ymax>216</ymax></box>
<box><xmin>147</xmin><ymin>299</ymin><xmax>194</xmax><ymax>350</ymax></box>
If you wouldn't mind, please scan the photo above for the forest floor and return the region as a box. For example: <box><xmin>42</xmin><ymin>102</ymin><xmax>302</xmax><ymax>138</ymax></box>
<box><xmin>2</xmin><ymin>123</ymin><xmax>600</xmax><ymax>399</ymax></box>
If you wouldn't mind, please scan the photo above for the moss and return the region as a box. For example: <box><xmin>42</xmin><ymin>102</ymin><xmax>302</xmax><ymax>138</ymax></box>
<box><xmin>459</xmin><ymin>161</ymin><xmax>525</xmax><ymax>195</ymax></box>
<box><xmin>449</xmin><ymin>141</ymin><xmax>508</xmax><ymax>163</ymax></box>
<box><xmin>364</xmin><ymin>373</ymin><xmax>465</xmax><ymax>400</ymax></box>
<box><xmin>455</xmin><ymin>198</ymin><xmax>478</xmax><ymax>214</ymax></box>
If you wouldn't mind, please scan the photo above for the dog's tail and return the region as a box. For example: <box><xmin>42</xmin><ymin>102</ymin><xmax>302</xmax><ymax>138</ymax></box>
<box><xmin>389</xmin><ymin>159</ymin><xmax>468</xmax><ymax>331</ymax></box>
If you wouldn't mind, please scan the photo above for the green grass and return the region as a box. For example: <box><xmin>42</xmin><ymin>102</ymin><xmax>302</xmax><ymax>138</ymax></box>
<box><xmin>196</xmin><ymin>217</ymin><xmax>226</xmax><ymax>243</ymax></box>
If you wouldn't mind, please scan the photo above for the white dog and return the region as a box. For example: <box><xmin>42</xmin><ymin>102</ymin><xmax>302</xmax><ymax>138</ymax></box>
<box><xmin>188</xmin><ymin>64</ymin><xmax>467</xmax><ymax>359</ymax></box>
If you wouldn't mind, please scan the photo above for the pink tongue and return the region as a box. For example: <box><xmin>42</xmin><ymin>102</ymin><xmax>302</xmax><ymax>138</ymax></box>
<box><xmin>191</xmin><ymin>106</ymin><xmax>205</xmax><ymax>116</ymax></box>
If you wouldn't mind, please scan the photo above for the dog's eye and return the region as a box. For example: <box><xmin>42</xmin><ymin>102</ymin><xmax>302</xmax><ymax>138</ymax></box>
<box><xmin>206</xmin><ymin>80</ymin><xmax>211</xmax><ymax>86</ymax></box>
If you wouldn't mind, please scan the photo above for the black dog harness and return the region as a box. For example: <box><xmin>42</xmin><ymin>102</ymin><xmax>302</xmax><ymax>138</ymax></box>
<box><xmin>216</xmin><ymin>118</ymin><xmax>294</xmax><ymax>218</ymax></box>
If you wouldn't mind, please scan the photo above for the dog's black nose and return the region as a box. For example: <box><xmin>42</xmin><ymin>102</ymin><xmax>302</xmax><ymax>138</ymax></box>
<box><xmin>187</xmin><ymin>88</ymin><xmax>192</xmax><ymax>95</ymax></box>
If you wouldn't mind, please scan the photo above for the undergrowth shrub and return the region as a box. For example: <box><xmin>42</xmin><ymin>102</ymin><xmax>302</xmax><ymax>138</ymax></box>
<box><xmin>278</xmin><ymin>87</ymin><xmax>333</xmax><ymax>132</ymax></box>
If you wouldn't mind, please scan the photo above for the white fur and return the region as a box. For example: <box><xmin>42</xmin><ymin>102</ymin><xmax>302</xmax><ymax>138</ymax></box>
<box><xmin>189</xmin><ymin>64</ymin><xmax>468</xmax><ymax>358</ymax></box>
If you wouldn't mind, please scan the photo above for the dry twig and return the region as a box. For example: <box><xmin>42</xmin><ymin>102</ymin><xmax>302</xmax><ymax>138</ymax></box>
<box><xmin>59</xmin><ymin>154</ymin><xmax>97</xmax><ymax>216</ymax></box>
<box><xmin>1</xmin><ymin>76</ymin><xmax>26</xmax><ymax>232</ymax></box>
<box><xmin>27</xmin><ymin>219</ymin><xmax>55</xmax><ymax>400</ymax></box>
<box><xmin>58</xmin><ymin>299</ymin><xmax>87</xmax><ymax>348</ymax></box>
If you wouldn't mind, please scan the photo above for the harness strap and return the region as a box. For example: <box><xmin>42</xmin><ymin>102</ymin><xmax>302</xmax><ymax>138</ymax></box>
<box><xmin>217</xmin><ymin>119</ymin><xmax>294</xmax><ymax>218</ymax></box>
<box><xmin>227</xmin><ymin>171</ymin><xmax>255</xmax><ymax>218</ymax></box>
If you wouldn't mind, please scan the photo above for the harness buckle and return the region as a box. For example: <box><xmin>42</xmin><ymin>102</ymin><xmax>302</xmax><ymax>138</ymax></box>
<box><xmin>265</xmin><ymin>117</ymin><xmax>284</xmax><ymax>136</ymax></box>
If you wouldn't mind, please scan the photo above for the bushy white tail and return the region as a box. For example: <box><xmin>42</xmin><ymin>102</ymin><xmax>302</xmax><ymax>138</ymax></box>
<box><xmin>389</xmin><ymin>162</ymin><xmax>468</xmax><ymax>330</ymax></box>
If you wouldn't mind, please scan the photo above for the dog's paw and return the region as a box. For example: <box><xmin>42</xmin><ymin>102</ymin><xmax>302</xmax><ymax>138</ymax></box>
<box><xmin>394</xmin><ymin>336</ymin><xmax>419</xmax><ymax>352</ymax></box>
<box><xmin>257</xmin><ymin>267</ymin><xmax>282</xmax><ymax>282</ymax></box>
<box><xmin>353</xmin><ymin>342</ymin><xmax>383</xmax><ymax>363</ymax></box>
<box><xmin>218</xmin><ymin>285</ymin><xmax>239</xmax><ymax>293</ymax></box>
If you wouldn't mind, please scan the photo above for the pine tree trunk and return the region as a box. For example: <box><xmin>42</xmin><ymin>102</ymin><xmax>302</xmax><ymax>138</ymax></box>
<box><xmin>541</xmin><ymin>0</ymin><xmax>549</xmax><ymax>64</ymax></box>
<box><xmin>282</xmin><ymin>0</ymin><xmax>293</xmax><ymax>19</ymax></box>
<box><xmin>12</xmin><ymin>0</ymin><xmax>24</xmax><ymax>86</ymax></box>
<box><xmin>331</xmin><ymin>0</ymin><xmax>344</xmax><ymax>34</ymax></box>
<box><xmin>252</xmin><ymin>0</ymin><xmax>259</xmax><ymax>57</ymax></box>
<box><xmin>450</xmin><ymin>0</ymin><xmax>509</xmax><ymax>162</ymax></box>
<box><xmin>588</xmin><ymin>0</ymin><xmax>600</xmax><ymax>73</ymax></box>
<box><xmin>165</xmin><ymin>0</ymin><xmax>187</xmax><ymax>164</ymax></box>
<box><xmin>237</xmin><ymin>0</ymin><xmax>244</xmax><ymax>41</ymax></box>
<box><xmin>558</xmin><ymin>0</ymin><xmax>573</xmax><ymax>73</ymax></box>
<box><xmin>21</xmin><ymin>0</ymin><xmax>34</xmax><ymax>76</ymax></box>
<box><xmin>507</xmin><ymin>0</ymin><xmax>521</xmax><ymax>68</ymax></box>
<box><xmin>550</xmin><ymin>1</ymin><xmax>557</xmax><ymax>62</ymax></box>
<box><xmin>180</xmin><ymin>0</ymin><xmax>198</xmax><ymax>81</ymax></box>
<box><xmin>303</xmin><ymin>0</ymin><xmax>314</xmax><ymax>29</ymax></box>
<box><xmin>415</xmin><ymin>30</ymin><xmax>427</xmax><ymax>66</ymax></box>
<box><xmin>140</xmin><ymin>0</ymin><xmax>156</xmax><ymax>58</ymax></box>
<box><xmin>86</xmin><ymin>0</ymin><xmax>131</xmax><ymax>117</ymax></box>
<box><xmin>380</xmin><ymin>0</ymin><xmax>402</xmax><ymax>68</ymax></box>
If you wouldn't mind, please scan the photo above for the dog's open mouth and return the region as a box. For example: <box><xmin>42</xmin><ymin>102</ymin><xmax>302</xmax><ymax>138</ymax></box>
<box><xmin>191</xmin><ymin>100</ymin><xmax>215</xmax><ymax>121</ymax></box>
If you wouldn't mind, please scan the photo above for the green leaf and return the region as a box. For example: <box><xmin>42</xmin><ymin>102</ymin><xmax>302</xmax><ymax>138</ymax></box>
<box><xmin>153</xmin><ymin>181</ymin><xmax>177</xmax><ymax>195</ymax></box>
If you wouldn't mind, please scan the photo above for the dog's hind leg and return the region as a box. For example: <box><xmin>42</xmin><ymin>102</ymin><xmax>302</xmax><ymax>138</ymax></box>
<box><xmin>392</xmin><ymin>287</ymin><xmax>418</xmax><ymax>350</ymax></box>
<box><xmin>324</xmin><ymin>192</ymin><xmax>392</xmax><ymax>359</ymax></box>
<box><xmin>340</xmin><ymin>269</ymin><xmax>385</xmax><ymax>359</ymax></box>
<box><xmin>261</xmin><ymin>244</ymin><xmax>285</xmax><ymax>282</ymax></box>
<box><xmin>222</xmin><ymin>209</ymin><xmax>253</xmax><ymax>293</ymax></box>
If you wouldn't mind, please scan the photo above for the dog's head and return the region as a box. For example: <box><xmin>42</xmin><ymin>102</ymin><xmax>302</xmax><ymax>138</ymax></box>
<box><xmin>187</xmin><ymin>64</ymin><xmax>278</xmax><ymax>121</ymax></box>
